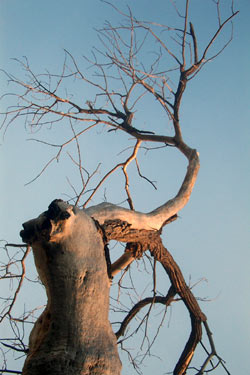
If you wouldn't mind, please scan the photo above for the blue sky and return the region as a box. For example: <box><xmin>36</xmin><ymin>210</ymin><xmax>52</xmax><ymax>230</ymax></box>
<box><xmin>0</xmin><ymin>0</ymin><xmax>249</xmax><ymax>374</ymax></box>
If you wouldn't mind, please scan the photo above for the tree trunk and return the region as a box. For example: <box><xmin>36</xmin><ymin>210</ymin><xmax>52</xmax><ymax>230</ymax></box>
<box><xmin>20</xmin><ymin>200</ymin><xmax>121</xmax><ymax>375</ymax></box>
<box><xmin>19</xmin><ymin>146</ymin><xmax>200</xmax><ymax>375</ymax></box>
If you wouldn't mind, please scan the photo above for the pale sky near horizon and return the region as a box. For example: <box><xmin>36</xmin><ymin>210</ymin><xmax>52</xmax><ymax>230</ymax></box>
<box><xmin>0</xmin><ymin>1</ymin><xmax>249</xmax><ymax>374</ymax></box>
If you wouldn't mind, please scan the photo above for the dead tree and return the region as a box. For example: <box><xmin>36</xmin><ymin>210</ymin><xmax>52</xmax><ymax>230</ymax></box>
<box><xmin>0</xmin><ymin>1</ymin><xmax>238</xmax><ymax>374</ymax></box>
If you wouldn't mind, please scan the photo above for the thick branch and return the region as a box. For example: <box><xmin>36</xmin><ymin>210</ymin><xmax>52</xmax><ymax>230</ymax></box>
<box><xmin>149</xmin><ymin>237</ymin><xmax>206</xmax><ymax>375</ymax></box>
<box><xmin>100</xmin><ymin>218</ymin><xmax>206</xmax><ymax>375</ymax></box>
<box><xmin>190</xmin><ymin>22</ymin><xmax>198</xmax><ymax>64</ymax></box>
<box><xmin>86</xmin><ymin>147</ymin><xmax>199</xmax><ymax>231</ymax></box>
<box><xmin>111</xmin><ymin>252</ymin><xmax>135</xmax><ymax>277</ymax></box>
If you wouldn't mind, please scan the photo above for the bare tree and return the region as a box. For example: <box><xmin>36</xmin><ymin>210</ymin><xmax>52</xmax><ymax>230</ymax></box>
<box><xmin>0</xmin><ymin>1</ymin><xmax>238</xmax><ymax>375</ymax></box>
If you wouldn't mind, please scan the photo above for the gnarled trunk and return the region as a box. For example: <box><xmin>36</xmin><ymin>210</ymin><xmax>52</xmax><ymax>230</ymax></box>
<box><xmin>20</xmin><ymin>149</ymin><xmax>199</xmax><ymax>375</ymax></box>
<box><xmin>21</xmin><ymin>201</ymin><xmax>121</xmax><ymax>375</ymax></box>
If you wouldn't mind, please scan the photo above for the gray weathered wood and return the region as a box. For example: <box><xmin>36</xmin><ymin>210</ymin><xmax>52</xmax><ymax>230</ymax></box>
<box><xmin>21</xmin><ymin>201</ymin><xmax>121</xmax><ymax>375</ymax></box>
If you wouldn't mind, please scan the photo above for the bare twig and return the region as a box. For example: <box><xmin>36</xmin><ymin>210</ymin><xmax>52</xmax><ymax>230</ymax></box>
<box><xmin>0</xmin><ymin>245</ymin><xmax>31</xmax><ymax>323</ymax></box>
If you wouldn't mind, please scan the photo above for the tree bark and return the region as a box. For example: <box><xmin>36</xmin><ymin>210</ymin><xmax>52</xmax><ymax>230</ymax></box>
<box><xmin>20</xmin><ymin>143</ymin><xmax>199</xmax><ymax>375</ymax></box>
<box><xmin>20</xmin><ymin>200</ymin><xmax>121</xmax><ymax>375</ymax></box>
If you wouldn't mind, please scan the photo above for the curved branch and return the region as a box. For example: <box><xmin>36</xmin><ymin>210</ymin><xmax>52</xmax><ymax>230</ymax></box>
<box><xmin>149</xmin><ymin>238</ymin><xmax>206</xmax><ymax>375</ymax></box>
<box><xmin>85</xmin><ymin>147</ymin><xmax>199</xmax><ymax>231</ymax></box>
<box><xmin>115</xmin><ymin>286</ymin><xmax>176</xmax><ymax>339</ymax></box>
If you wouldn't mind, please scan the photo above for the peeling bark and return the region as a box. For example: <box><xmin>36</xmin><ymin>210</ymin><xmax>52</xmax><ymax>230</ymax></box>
<box><xmin>101</xmin><ymin>218</ymin><xmax>207</xmax><ymax>375</ymax></box>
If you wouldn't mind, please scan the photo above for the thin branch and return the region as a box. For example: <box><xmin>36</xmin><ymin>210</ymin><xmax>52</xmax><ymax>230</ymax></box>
<box><xmin>1</xmin><ymin>342</ymin><xmax>27</xmax><ymax>353</ymax></box>
<box><xmin>200</xmin><ymin>10</ymin><xmax>239</xmax><ymax>63</ymax></box>
<box><xmin>0</xmin><ymin>246</ymin><xmax>31</xmax><ymax>323</ymax></box>
<box><xmin>123</xmin><ymin>140</ymin><xmax>141</xmax><ymax>210</ymax></box>
<box><xmin>182</xmin><ymin>0</ymin><xmax>190</xmax><ymax>69</ymax></box>
<box><xmin>116</xmin><ymin>288</ymin><xmax>176</xmax><ymax>340</ymax></box>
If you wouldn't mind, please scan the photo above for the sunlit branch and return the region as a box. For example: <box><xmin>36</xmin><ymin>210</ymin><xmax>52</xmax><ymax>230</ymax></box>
<box><xmin>200</xmin><ymin>10</ymin><xmax>239</xmax><ymax>64</ymax></box>
<box><xmin>123</xmin><ymin>140</ymin><xmax>141</xmax><ymax>210</ymax></box>
<box><xmin>83</xmin><ymin>141</ymin><xmax>141</xmax><ymax>208</ymax></box>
